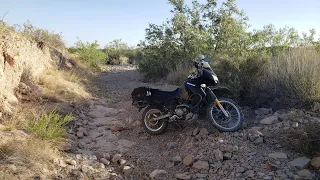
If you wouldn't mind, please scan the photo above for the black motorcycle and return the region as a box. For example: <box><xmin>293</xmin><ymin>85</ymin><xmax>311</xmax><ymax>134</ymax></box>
<box><xmin>131</xmin><ymin>57</ymin><xmax>243</xmax><ymax>135</ymax></box>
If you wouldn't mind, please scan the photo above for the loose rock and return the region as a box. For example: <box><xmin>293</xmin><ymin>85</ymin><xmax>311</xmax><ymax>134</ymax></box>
<box><xmin>100</xmin><ymin>158</ymin><xmax>110</xmax><ymax>165</ymax></box>
<box><xmin>76</xmin><ymin>131</ymin><xmax>84</xmax><ymax>138</ymax></box>
<box><xmin>150</xmin><ymin>169</ymin><xmax>168</xmax><ymax>179</ymax></box>
<box><xmin>214</xmin><ymin>149</ymin><xmax>223</xmax><ymax>161</ymax></box>
<box><xmin>248</xmin><ymin>127</ymin><xmax>263</xmax><ymax>142</ymax></box>
<box><xmin>236</xmin><ymin>167</ymin><xmax>245</xmax><ymax>173</ymax></box>
<box><xmin>168</xmin><ymin>142</ymin><xmax>178</xmax><ymax>149</ymax></box>
<box><xmin>245</xmin><ymin>170</ymin><xmax>255</xmax><ymax>177</ymax></box>
<box><xmin>199</xmin><ymin>128</ymin><xmax>209</xmax><ymax>138</ymax></box>
<box><xmin>183</xmin><ymin>154</ymin><xmax>194</xmax><ymax>166</ymax></box>
<box><xmin>192</xmin><ymin>160</ymin><xmax>209</xmax><ymax>170</ymax></box>
<box><xmin>223</xmin><ymin>153</ymin><xmax>232</xmax><ymax>160</ymax></box>
<box><xmin>297</xmin><ymin>169</ymin><xmax>313</xmax><ymax>180</ymax></box>
<box><xmin>253</xmin><ymin>137</ymin><xmax>264</xmax><ymax>144</ymax></box>
<box><xmin>123</xmin><ymin>166</ymin><xmax>133</xmax><ymax>175</ymax></box>
<box><xmin>77</xmin><ymin>127</ymin><xmax>88</xmax><ymax>136</ymax></box>
<box><xmin>112</xmin><ymin>154</ymin><xmax>122</xmax><ymax>163</ymax></box>
<box><xmin>288</xmin><ymin>157</ymin><xmax>310</xmax><ymax>169</ymax></box>
<box><xmin>255</xmin><ymin>108</ymin><xmax>272</xmax><ymax>116</ymax></box>
<box><xmin>192</xmin><ymin>127</ymin><xmax>200</xmax><ymax>136</ymax></box>
<box><xmin>268</xmin><ymin>152</ymin><xmax>287</xmax><ymax>159</ymax></box>
<box><xmin>173</xmin><ymin>156</ymin><xmax>182</xmax><ymax>165</ymax></box>
<box><xmin>120</xmin><ymin>159</ymin><xmax>127</xmax><ymax>166</ymax></box>
<box><xmin>62</xmin><ymin>143</ymin><xmax>72</xmax><ymax>151</ymax></box>
<box><xmin>175</xmin><ymin>172</ymin><xmax>191</xmax><ymax>180</ymax></box>
<box><xmin>260</xmin><ymin>115</ymin><xmax>278</xmax><ymax>125</ymax></box>
<box><xmin>311</xmin><ymin>157</ymin><xmax>320</xmax><ymax>170</ymax></box>
<box><xmin>165</xmin><ymin>161</ymin><xmax>174</xmax><ymax>168</ymax></box>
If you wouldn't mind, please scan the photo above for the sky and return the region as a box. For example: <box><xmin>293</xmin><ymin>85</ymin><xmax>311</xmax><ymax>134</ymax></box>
<box><xmin>1</xmin><ymin>0</ymin><xmax>319</xmax><ymax>47</ymax></box>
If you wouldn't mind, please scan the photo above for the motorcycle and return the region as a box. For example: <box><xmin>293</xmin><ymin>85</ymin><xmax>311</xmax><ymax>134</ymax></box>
<box><xmin>131</xmin><ymin>57</ymin><xmax>243</xmax><ymax>135</ymax></box>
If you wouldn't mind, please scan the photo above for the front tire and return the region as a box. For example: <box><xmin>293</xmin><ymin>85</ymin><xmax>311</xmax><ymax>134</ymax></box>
<box><xmin>141</xmin><ymin>107</ymin><xmax>169</xmax><ymax>135</ymax></box>
<box><xmin>207</xmin><ymin>98</ymin><xmax>243</xmax><ymax>132</ymax></box>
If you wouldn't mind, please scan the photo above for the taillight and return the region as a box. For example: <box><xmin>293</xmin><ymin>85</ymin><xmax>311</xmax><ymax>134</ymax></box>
<box><xmin>137</xmin><ymin>94</ymin><xmax>141</xmax><ymax>97</ymax></box>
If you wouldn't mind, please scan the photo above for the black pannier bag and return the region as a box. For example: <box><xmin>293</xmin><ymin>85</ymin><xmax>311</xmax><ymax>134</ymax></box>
<box><xmin>131</xmin><ymin>86</ymin><xmax>151</xmax><ymax>108</ymax></box>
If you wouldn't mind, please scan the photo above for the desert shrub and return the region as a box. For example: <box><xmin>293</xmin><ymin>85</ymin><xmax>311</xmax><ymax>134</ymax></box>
<box><xmin>15</xmin><ymin>20</ymin><xmax>65</xmax><ymax>49</ymax></box>
<box><xmin>70</xmin><ymin>39</ymin><xmax>107</xmax><ymax>68</ymax></box>
<box><xmin>25</xmin><ymin>109</ymin><xmax>72</xmax><ymax>141</ymax></box>
<box><xmin>213</xmin><ymin>51</ymin><xmax>270</xmax><ymax>99</ymax></box>
<box><xmin>280</xmin><ymin>121</ymin><xmax>320</xmax><ymax>156</ymax></box>
<box><xmin>255</xmin><ymin>48</ymin><xmax>320</xmax><ymax>104</ymax></box>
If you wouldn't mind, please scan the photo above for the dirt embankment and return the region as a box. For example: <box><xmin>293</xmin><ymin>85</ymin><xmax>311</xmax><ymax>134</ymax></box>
<box><xmin>0</xmin><ymin>31</ymin><xmax>51</xmax><ymax>113</ymax></box>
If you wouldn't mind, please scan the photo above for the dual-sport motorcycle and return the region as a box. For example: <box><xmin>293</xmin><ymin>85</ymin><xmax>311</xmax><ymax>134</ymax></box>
<box><xmin>131</xmin><ymin>57</ymin><xmax>243</xmax><ymax>135</ymax></box>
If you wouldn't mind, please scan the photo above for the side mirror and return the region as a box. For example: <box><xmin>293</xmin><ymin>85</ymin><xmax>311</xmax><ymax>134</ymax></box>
<box><xmin>203</xmin><ymin>57</ymin><xmax>211</xmax><ymax>62</ymax></box>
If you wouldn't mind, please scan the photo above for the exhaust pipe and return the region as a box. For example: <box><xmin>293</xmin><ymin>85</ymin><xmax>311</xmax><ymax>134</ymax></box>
<box><xmin>152</xmin><ymin>114</ymin><xmax>171</xmax><ymax>121</ymax></box>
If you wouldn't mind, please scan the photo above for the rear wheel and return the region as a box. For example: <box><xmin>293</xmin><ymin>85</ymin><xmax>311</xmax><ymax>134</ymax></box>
<box><xmin>207</xmin><ymin>98</ymin><xmax>243</xmax><ymax>132</ymax></box>
<box><xmin>141</xmin><ymin>107</ymin><xmax>169</xmax><ymax>135</ymax></box>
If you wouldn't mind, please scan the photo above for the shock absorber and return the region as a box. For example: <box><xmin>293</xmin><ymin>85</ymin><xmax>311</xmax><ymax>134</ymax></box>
<box><xmin>206</xmin><ymin>88</ymin><xmax>229</xmax><ymax>118</ymax></box>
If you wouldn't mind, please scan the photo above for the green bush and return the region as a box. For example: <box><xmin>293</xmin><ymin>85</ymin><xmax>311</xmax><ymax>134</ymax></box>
<box><xmin>70</xmin><ymin>39</ymin><xmax>107</xmax><ymax>68</ymax></box>
<box><xmin>137</xmin><ymin>0</ymin><xmax>320</xmax><ymax>107</ymax></box>
<box><xmin>25</xmin><ymin>109</ymin><xmax>72</xmax><ymax>141</ymax></box>
<box><xmin>104</xmin><ymin>39</ymin><xmax>139</xmax><ymax>65</ymax></box>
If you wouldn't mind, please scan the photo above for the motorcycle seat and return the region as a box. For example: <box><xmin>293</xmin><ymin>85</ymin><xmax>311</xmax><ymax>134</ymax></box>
<box><xmin>150</xmin><ymin>88</ymin><xmax>181</xmax><ymax>103</ymax></box>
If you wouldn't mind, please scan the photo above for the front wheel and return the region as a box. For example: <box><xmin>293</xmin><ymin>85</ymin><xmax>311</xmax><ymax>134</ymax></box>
<box><xmin>207</xmin><ymin>98</ymin><xmax>243</xmax><ymax>132</ymax></box>
<box><xmin>141</xmin><ymin>107</ymin><xmax>169</xmax><ymax>135</ymax></box>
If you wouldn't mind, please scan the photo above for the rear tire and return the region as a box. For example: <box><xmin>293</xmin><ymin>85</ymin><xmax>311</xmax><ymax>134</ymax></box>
<box><xmin>141</xmin><ymin>107</ymin><xmax>169</xmax><ymax>135</ymax></box>
<box><xmin>207</xmin><ymin>98</ymin><xmax>243</xmax><ymax>132</ymax></box>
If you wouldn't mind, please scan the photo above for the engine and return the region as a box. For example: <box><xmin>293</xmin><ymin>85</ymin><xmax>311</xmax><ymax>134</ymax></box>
<box><xmin>175</xmin><ymin>107</ymin><xmax>188</xmax><ymax>117</ymax></box>
<box><xmin>170</xmin><ymin>104</ymin><xmax>190</xmax><ymax>122</ymax></box>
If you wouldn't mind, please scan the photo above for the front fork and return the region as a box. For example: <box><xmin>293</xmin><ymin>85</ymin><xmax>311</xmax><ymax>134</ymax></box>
<box><xmin>206</xmin><ymin>88</ymin><xmax>229</xmax><ymax>118</ymax></box>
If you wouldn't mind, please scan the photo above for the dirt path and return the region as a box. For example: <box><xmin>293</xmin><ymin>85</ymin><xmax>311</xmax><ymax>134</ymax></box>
<box><xmin>68</xmin><ymin>65</ymin><xmax>318</xmax><ymax>180</ymax></box>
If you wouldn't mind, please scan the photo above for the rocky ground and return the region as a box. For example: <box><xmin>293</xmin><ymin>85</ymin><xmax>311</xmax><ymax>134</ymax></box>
<box><xmin>57</xmin><ymin>65</ymin><xmax>320</xmax><ymax>180</ymax></box>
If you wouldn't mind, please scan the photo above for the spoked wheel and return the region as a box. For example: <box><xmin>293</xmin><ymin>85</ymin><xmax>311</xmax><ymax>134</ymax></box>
<box><xmin>207</xmin><ymin>98</ymin><xmax>243</xmax><ymax>132</ymax></box>
<box><xmin>142</xmin><ymin>107</ymin><xmax>168</xmax><ymax>135</ymax></box>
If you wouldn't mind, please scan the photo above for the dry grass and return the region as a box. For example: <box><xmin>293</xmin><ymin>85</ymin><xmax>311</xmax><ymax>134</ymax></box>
<box><xmin>167</xmin><ymin>63</ymin><xmax>193</xmax><ymax>85</ymax></box>
<box><xmin>38</xmin><ymin>69</ymin><xmax>91</xmax><ymax>102</ymax></box>
<box><xmin>0</xmin><ymin>137</ymin><xmax>60</xmax><ymax>179</ymax></box>
<box><xmin>258</xmin><ymin>47</ymin><xmax>320</xmax><ymax>103</ymax></box>
<box><xmin>0</xmin><ymin>107</ymin><xmax>35</xmax><ymax>131</ymax></box>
